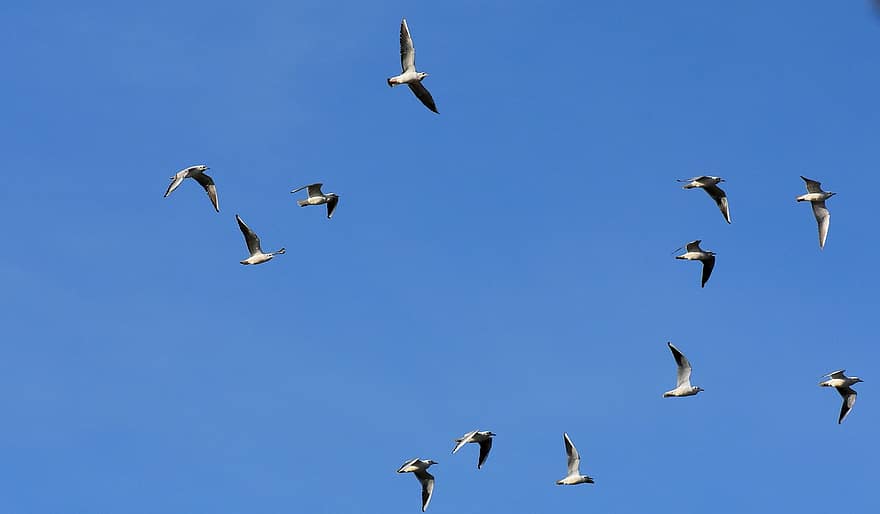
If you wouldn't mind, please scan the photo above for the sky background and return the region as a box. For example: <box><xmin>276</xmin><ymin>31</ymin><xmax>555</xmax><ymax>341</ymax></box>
<box><xmin>0</xmin><ymin>1</ymin><xmax>878</xmax><ymax>512</ymax></box>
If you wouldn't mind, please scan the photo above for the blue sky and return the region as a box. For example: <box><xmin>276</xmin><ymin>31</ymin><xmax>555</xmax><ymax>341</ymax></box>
<box><xmin>0</xmin><ymin>1</ymin><xmax>878</xmax><ymax>512</ymax></box>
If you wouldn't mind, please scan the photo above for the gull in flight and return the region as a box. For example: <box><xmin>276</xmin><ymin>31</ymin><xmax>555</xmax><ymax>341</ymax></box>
<box><xmin>796</xmin><ymin>176</ymin><xmax>836</xmax><ymax>249</ymax></box>
<box><xmin>290</xmin><ymin>183</ymin><xmax>339</xmax><ymax>219</ymax></box>
<box><xmin>387</xmin><ymin>18</ymin><xmax>438</xmax><ymax>113</ymax></box>
<box><xmin>678</xmin><ymin>175</ymin><xmax>731</xmax><ymax>224</ymax></box>
<box><xmin>163</xmin><ymin>164</ymin><xmax>219</xmax><ymax>212</ymax></box>
<box><xmin>397</xmin><ymin>458</ymin><xmax>437</xmax><ymax>512</ymax></box>
<box><xmin>556</xmin><ymin>432</ymin><xmax>594</xmax><ymax>486</ymax></box>
<box><xmin>236</xmin><ymin>215</ymin><xmax>285</xmax><ymax>265</ymax></box>
<box><xmin>674</xmin><ymin>240</ymin><xmax>716</xmax><ymax>288</ymax></box>
<box><xmin>663</xmin><ymin>342</ymin><xmax>704</xmax><ymax>397</ymax></box>
<box><xmin>451</xmin><ymin>430</ymin><xmax>495</xmax><ymax>469</ymax></box>
<box><xmin>819</xmin><ymin>370</ymin><xmax>863</xmax><ymax>424</ymax></box>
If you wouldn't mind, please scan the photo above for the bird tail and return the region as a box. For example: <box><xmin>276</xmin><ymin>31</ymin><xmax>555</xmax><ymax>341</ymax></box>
<box><xmin>297</xmin><ymin>199</ymin><xmax>309</xmax><ymax>207</ymax></box>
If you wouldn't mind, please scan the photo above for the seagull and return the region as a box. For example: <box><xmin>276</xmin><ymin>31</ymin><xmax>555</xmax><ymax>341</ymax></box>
<box><xmin>290</xmin><ymin>183</ymin><xmax>339</xmax><ymax>219</ymax></box>
<box><xmin>819</xmin><ymin>370</ymin><xmax>863</xmax><ymax>424</ymax></box>
<box><xmin>674</xmin><ymin>240</ymin><xmax>716</xmax><ymax>288</ymax></box>
<box><xmin>663</xmin><ymin>342</ymin><xmax>704</xmax><ymax>397</ymax></box>
<box><xmin>796</xmin><ymin>176</ymin><xmax>836</xmax><ymax>249</ymax></box>
<box><xmin>451</xmin><ymin>430</ymin><xmax>495</xmax><ymax>469</ymax></box>
<box><xmin>235</xmin><ymin>214</ymin><xmax>285</xmax><ymax>265</ymax></box>
<box><xmin>678</xmin><ymin>175</ymin><xmax>731</xmax><ymax>224</ymax></box>
<box><xmin>163</xmin><ymin>164</ymin><xmax>219</xmax><ymax>212</ymax></box>
<box><xmin>397</xmin><ymin>458</ymin><xmax>437</xmax><ymax>512</ymax></box>
<box><xmin>555</xmin><ymin>432</ymin><xmax>594</xmax><ymax>486</ymax></box>
<box><xmin>387</xmin><ymin>18</ymin><xmax>438</xmax><ymax>113</ymax></box>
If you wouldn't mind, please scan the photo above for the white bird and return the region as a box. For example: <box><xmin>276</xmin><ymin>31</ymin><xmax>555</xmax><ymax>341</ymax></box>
<box><xmin>163</xmin><ymin>164</ymin><xmax>219</xmax><ymax>212</ymax></box>
<box><xmin>674</xmin><ymin>240</ymin><xmax>716</xmax><ymax>288</ymax></box>
<box><xmin>555</xmin><ymin>432</ymin><xmax>594</xmax><ymax>486</ymax></box>
<box><xmin>397</xmin><ymin>458</ymin><xmax>437</xmax><ymax>512</ymax></box>
<box><xmin>796</xmin><ymin>176</ymin><xmax>836</xmax><ymax>249</ymax></box>
<box><xmin>451</xmin><ymin>430</ymin><xmax>495</xmax><ymax>469</ymax></box>
<box><xmin>290</xmin><ymin>183</ymin><xmax>339</xmax><ymax>219</ymax></box>
<box><xmin>663</xmin><ymin>342</ymin><xmax>704</xmax><ymax>397</ymax></box>
<box><xmin>819</xmin><ymin>370</ymin><xmax>863</xmax><ymax>424</ymax></box>
<box><xmin>235</xmin><ymin>214</ymin><xmax>285</xmax><ymax>265</ymax></box>
<box><xmin>678</xmin><ymin>175</ymin><xmax>731</xmax><ymax>224</ymax></box>
<box><xmin>387</xmin><ymin>18</ymin><xmax>438</xmax><ymax>113</ymax></box>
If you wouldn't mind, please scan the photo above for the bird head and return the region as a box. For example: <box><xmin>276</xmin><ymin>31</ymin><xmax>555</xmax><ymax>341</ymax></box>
<box><xmin>418</xmin><ymin>72</ymin><xmax>429</xmax><ymax>80</ymax></box>
<box><xmin>853</xmin><ymin>377</ymin><xmax>863</xmax><ymax>383</ymax></box>
<box><xmin>487</xmin><ymin>432</ymin><xmax>497</xmax><ymax>437</ymax></box>
<box><xmin>426</xmin><ymin>460</ymin><xmax>438</xmax><ymax>466</ymax></box>
<box><xmin>695</xmin><ymin>386</ymin><xmax>705</xmax><ymax>393</ymax></box>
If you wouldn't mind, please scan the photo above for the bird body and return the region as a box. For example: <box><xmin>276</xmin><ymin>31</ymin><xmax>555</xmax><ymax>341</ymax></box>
<box><xmin>164</xmin><ymin>164</ymin><xmax>219</xmax><ymax>212</ymax></box>
<box><xmin>674</xmin><ymin>240</ymin><xmax>716</xmax><ymax>288</ymax></box>
<box><xmin>819</xmin><ymin>370</ymin><xmax>862</xmax><ymax>424</ymax></box>
<box><xmin>556</xmin><ymin>433</ymin><xmax>594</xmax><ymax>486</ymax></box>
<box><xmin>387</xmin><ymin>18</ymin><xmax>438</xmax><ymax>113</ymax></box>
<box><xmin>663</xmin><ymin>342</ymin><xmax>703</xmax><ymax>397</ymax></box>
<box><xmin>796</xmin><ymin>176</ymin><xmax>835</xmax><ymax>249</ymax></box>
<box><xmin>397</xmin><ymin>458</ymin><xmax>437</xmax><ymax>511</ymax></box>
<box><xmin>236</xmin><ymin>215</ymin><xmax>285</xmax><ymax>265</ymax></box>
<box><xmin>451</xmin><ymin>430</ymin><xmax>495</xmax><ymax>469</ymax></box>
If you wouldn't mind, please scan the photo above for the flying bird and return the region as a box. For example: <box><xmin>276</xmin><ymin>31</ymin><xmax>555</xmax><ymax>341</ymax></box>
<box><xmin>387</xmin><ymin>18</ymin><xmax>438</xmax><ymax>113</ymax></box>
<box><xmin>397</xmin><ymin>458</ymin><xmax>437</xmax><ymax>512</ymax></box>
<box><xmin>819</xmin><ymin>370</ymin><xmax>863</xmax><ymax>424</ymax></box>
<box><xmin>674</xmin><ymin>240</ymin><xmax>716</xmax><ymax>288</ymax></box>
<box><xmin>663</xmin><ymin>342</ymin><xmax>704</xmax><ymax>397</ymax></box>
<box><xmin>235</xmin><ymin>215</ymin><xmax>285</xmax><ymax>265</ymax></box>
<box><xmin>451</xmin><ymin>430</ymin><xmax>495</xmax><ymax>469</ymax></box>
<box><xmin>290</xmin><ymin>183</ymin><xmax>339</xmax><ymax>219</ymax></box>
<box><xmin>555</xmin><ymin>432</ymin><xmax>594</xmax><ymax>486</ymax></box>
<box><xmin>678</xmin><ymin>175</ymin><xmax>731</xmax><ymax>224</ymax></box>
<box><xmin>796</xmin><ymin>176</ymin><xmax>836</xmax><ymax>249</ymax></box>
<box><xmin>163</xmin><ymin>164</ymin><xmax>219</xmax><ymax>212</ymax></box>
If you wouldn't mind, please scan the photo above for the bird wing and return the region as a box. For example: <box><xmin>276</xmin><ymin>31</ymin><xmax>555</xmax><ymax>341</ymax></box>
<box><xmin>685</xmin><ymin>240</ymin><xmax>702</xmax><ymax>253</ymax></box>
<box><xmin>701</xmin><ymin>254</ymin><xmax>715</xmax><ymax>288</ymax></box>
<box><xmin>677</xmin><ymin>176</ymin><xmax>705</xmax><ymax>183</ymax></box>
<box><xmin>811</xmin><ymin>200</ymin><xmax>830</xmax><ymax>249</ymax></box>
<box><xmin>414</xmin><ymin>470</ymin><xmax>434</xmax><ymax>512</ymax></box>
<box><xmin>408</xmin><ymin>82</ymin><xmax>438</xmax><ymax>113</ymax></box>
<box><xmin>452</xmin><ymin>430</ymin><xmax>477</xmax><ymax>454</ymax></box>
<box><xmin>477</xmin><ymin>438</ymin><xmax>493</xmax><ymax>469</ymax></box>
<box><xmin>823</xmin><ymin>370</ymin><xmax>847</xmax><ymax>379</ymax></box>
<box><xmin>397</xmin><ymin>457</ymin><xmax>420</xmax><ymax>473</ymax></box>
<box><xmin>801</xmin><ymin>176</ymin><xmax>823</xmax><ymax>193</ymax></box>
<box><xmin>193</xmin><ymin>172</ymin><xmax>219</xmax><ymax>212</ymax></box>
<box><xmin>307</xmin><ymin>183</ymin><xmax>325</xmax><ymax>197</ymax></box>
<box><xmin>836</xmin><ymin>386</ymin><xmax>857</xmax><ymax>424</ymax></box>
<box><xmin>668</xmin><ymin>342</ymin><xmax>692</xmax><ymax>388</ymax></box>
<box><xmin>164</xmin><ymin>172</ymin><xmax>185</xmax><ymax>197</ymax></box>
<box><xmin>236</xmin><ymin>215</ymin><xmax>262</xmax><ymax>256</ymax></box>
<box><xmin>400</xmin><ymin>18</ymin><xmax>416</xmax><ymax>73</ymax></box>
<box><xmin>326</xmin><ymin>195</ymin><xmax>339</xmax><ymax>219</ymax></box>
<box><xmin>563</xmin><ymin>433</ymin><xmax>581</xmax><ymax>476</ymax></box>
<box><xmin>703</xmin><ymin>184</ymin><xmax>730</xmax><ymax>223</ymax></box>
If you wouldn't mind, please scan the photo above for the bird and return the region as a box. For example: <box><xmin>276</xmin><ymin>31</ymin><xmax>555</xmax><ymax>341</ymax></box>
<box><xmin>674</xmin><ymin>240</ymin><xmax>716</xmax><ymax>288</ymax></box>
<box><xmin>663</xmin><ymin>342</ymin><xmax>704</xmax><ymax>397</ymax></box>
<box><xmin>796</xmin><ymin>176</ymin><xmax>836</xmax><ymax>249</ymax></box>
<box><xmin>556</xmin><ymin>432</ymin><xmax>594</xmax><ymax>486</ymax></box>
<box><xmin>290</xmin><ymin>183</ymin><xmax>339</xmax><ymax>219</ymax></box>
<box><xmin>235</xmin><ymin>214</ymin><xmax>285</xmax><ymax>265</ymax></box>
<box><xmin>397</xmin><ymin>458</ymin><xmax>437</xmax><ymax>512</ymax></box>
<box><xmin>451</xmin><ymin>430</ymin><xmax>495</xmax><ymax>469</ymax></box>
<box><xmin>819</xmin><ymin>370</ymin><xmax>863</xmax><ymax>424</ymax></box>
<box><xmin>163</xmin><ymin>164</ymin><xmax>219</xmax><ymax>212</ymax></box>
<box><xmin>677</xmin><ymin>175</ymin><xmax>731</xmax><ymax>224</ymax></box>
<box><xmin>387</xmin><ymin>18</ymin><xmax>438</xmax><ymax>113</ymax></box>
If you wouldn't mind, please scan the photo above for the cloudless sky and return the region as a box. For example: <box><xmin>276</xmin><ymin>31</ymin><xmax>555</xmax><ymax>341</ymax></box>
<box><xmin>0</xmin><ymin>1</ymin><xmax>878</xmax><ymax>512</ymax></box>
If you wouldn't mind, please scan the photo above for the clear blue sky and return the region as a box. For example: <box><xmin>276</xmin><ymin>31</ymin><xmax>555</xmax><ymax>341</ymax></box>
<box><xmin>0</xmin><ymin>1</ymin><xmax>877</xmax><ymax>512</ymax></box>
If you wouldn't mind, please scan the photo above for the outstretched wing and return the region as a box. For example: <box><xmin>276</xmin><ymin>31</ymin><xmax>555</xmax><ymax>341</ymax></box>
<box><xmin>408</xmin><ymin>82</ymin><xmax>438</xmax><ymax>113</ymax></box>
<box><xmin>414</xmin><ymin>470</ymin><xmax>434</xmax><ymax>512</ymax></box>
<box><xmin>477</xmin><ymin>438</ymin><xmax>493</xmax><ymax>469</ymax></box>
<box><xmin>801</xmin><ymin>176</ymin><xmax>823</xmax><ymax>193</ymax></box>
<box><xmin>823</xmin><ymin>370</ymin><xmax>846</xmax><ymax>379</ymax></box>
<box><xmin>701</xmin><ymin>255</ymin><xmax>715</xmax><ymax>288</ymax></box>
<box><xmin>563</xmin><ymin>432</ymin><xmax>581</xmax><ymax>476</ymax></box>
<box><xmin>837</xmin><ymin>387</ymin><xmax>857</xmax><ymax>424</ymax></box>
<box><xmin>668</xmin><ymin>342</ymin><xmax>692</xmax><ymax>388</ymax></box>
<box><xmin>685</xmin><ymin>240</ymin><xmax>702</xmax><ymax>253</ymax></box>
<box><xmin>452</xmin><ymin>430</ymin><xmax>477</xmax><ymax>454</ymax></box>
<box><xmin>164</xmin><ymin>173</ymin><xmax>185</xmax><ymax>198</ymax></box>
<box><xmin>236</xmin><ymin>215</ymin><xmax>262</xmax><ymax>256</ymax></box>
<box><xmin>193</xmin><ymin>173</ymin><xmax>219</xmax><ymax>212</ymax></box>
<box><xmin>326</xmin><ymin>196</ymin><xmax>339</xmax><ymax>219</ymax></box>
<box><xmin>703</xmin><ymin>184</ymin><xmax>730</xmax><ymax>224</ymax></box>
<box><xmin>400</xmin><ymin>18</ymin><xmax>416</xmax><ymax>72</ymax></box>
<box><xmin>811</xmin><ymin>200</ymin><xmax>830</xmax><ymax>249</ymax></box>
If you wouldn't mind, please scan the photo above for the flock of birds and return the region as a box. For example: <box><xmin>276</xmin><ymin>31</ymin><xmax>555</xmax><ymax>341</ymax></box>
<box><xmin>159</xmin><ymin>18</ymin><xmax>865</xmax><ymax>512</ymax></box>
